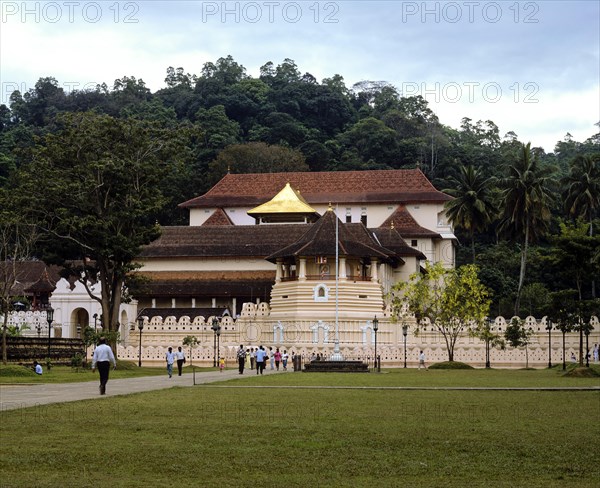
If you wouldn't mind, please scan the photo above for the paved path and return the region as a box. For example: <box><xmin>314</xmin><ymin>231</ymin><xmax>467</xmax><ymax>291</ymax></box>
<box><xmin>2</xmin><ymin>370</ymin><xmax>598</xmax><ymax>412</ymax></box>
<box><xmin>0</xmin><ymin>367</ymin><xmax>279</xmax><ymax>411</ymax></box>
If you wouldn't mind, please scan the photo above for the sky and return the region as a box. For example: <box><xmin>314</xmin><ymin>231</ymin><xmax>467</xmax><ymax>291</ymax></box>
<box><xmin>1</xmin><ymin>0</ymin><xmax>599</xmax><ymax>152</ymax></box>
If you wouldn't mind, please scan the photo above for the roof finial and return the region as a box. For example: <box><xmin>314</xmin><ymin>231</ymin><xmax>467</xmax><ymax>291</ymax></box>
<box><xmin>328</xmin><ymin>202</ymin><xmax>333</xmax><ymax>212</ymax></box>
<box><xmin>391</xmin><ymin>221</ymin><xmax>395</xmax><ymax>230</ymax></box>
<box><xmin>227</xmin><ymin>165</ymin><xmax>231</xmax><ymax>174</ymax></box>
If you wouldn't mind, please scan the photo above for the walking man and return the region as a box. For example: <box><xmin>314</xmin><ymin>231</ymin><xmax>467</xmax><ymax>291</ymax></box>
<box><xmin>166</xmin><ymin>347</ymin><xmax>176</xmax><ymax>378</ymax></box>
<box><xmin>237</xmin><ymin>344</ymin><xmax>247</xmax><ymax>374</ymax></box>
<box><xmin>92</xmin><ymin>337</ymin><xmax>116</xmax><ymax>395</ymax></box>
<box><xmin>175</xmin><ymin>346</ymin><xmax>186</xmax><ymax>376</ymax></box>
<box><xmin>418</xmin><ymin>350</ymin><xmax>427</xmax><ymax>370</ymax></box>
<box><xmin>255</xmin><ymin>345</ymin><xmax>266</xmax><ymax>375</ymax></box>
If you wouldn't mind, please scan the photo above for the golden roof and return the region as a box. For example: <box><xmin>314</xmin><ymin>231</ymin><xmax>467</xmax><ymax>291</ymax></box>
<box><xmin>248</xmin><ymin>183</ymin><xmax>318</xmax><ymax>215</ymax></box>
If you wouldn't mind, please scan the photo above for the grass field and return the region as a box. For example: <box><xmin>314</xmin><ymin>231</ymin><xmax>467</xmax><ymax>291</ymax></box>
<box><xmin>1</xmin><ymin>367</ymin><xmax>598</xmax><ymax>488</ymax></box>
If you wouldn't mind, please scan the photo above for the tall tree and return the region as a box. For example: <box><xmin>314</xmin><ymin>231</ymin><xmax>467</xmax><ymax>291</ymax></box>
<box><xmin>0</xmin><ymin>189</ymin><xmax>39</xmax><ymax>363</ymax></box>
<box><xmin>562</xmin><ymin>155</ymin><xmax>600</xmax><ymax>298</ymax></box>
<box><xmin>443</xmin><ymin>165</ymin><xmax>496</xmax><ymax>262</ymax></box>
<box><xmin>499</xmin><ymin>143</ymin><xmax>555</xmax><ymax>315</ymax></box>
<box><xmin>16</xmin><ymin>112</ymin><xmax>185</xmax><ymax>350</ymax></box>
<box><xmin>390</xmin><ymin>262</ymin><xmax>491</xmax><ymax>362</ymax></box>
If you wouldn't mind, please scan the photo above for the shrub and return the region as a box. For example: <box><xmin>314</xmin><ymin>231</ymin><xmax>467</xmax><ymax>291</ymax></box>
<box><xmin>428</xmin><ymin>361</ymin><xmax>474</xmax><ymax>370</ymax></box>
<box><xmin>0</xmin><ymin>365</ymin><xmax>36</xmax><ymax>377</ymax></box>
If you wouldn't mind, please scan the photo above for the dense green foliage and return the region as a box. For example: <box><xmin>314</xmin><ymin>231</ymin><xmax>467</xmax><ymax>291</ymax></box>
<box><xmin>1</xmin><ymin>55</ymin><xmax>599</xmax><ymax>318</ymax></box>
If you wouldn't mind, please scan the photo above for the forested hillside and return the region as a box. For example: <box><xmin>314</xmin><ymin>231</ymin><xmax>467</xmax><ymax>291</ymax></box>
<box><xmin>0</xmin><ymin>55</ymin><xmax>598</xmax><ymax>319</ymax></box>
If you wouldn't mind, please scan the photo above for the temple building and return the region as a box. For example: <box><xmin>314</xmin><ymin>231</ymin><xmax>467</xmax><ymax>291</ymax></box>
<box><xmin>134</xmin><ymin>169</ymin><xmax>455</xmax><ymax>321</ymax></box>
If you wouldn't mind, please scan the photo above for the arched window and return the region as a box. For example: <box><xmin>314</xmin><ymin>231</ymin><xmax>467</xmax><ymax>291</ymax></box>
<box><xmin>313</xmin><ymin>284</ymin><xmax>329</xmax><ymax>302</ymax></box>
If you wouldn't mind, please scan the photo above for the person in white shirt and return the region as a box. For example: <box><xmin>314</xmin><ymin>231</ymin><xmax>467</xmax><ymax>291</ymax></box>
<box><xmin>175</xmin><ymin>346</ymin><xmax>186</xmax><ymax>376</ymax></box>
<box><xmin>33</xmin><ymin>361</ymin><xmax>43</xmax><ymax>375</ymax></box>
<box><xmin>418</xmin><ymin>350</ymin><xmax>427</xmax><ymax>370</ymax></box>
<box><xmin>166</xmin><ymin>347</ymin><xmax>176</xmax><ymax>378</ymax></box>
<box><xmin>92</xmin><ymin>337</ymin><xmax>117</xmax><ymax>395</ymax></box>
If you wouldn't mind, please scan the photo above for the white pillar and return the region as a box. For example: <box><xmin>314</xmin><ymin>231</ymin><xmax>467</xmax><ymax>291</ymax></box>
<box><xmin>275</xmin><ymin>260</ymin><xmax>283</xmax><ymax>282</ymax></box>
<box><xmin>339</xmin><ymin>257</ymin><xmax>347</xmax><ymax>279</ymax></box>
<box><xmin>371</xmin><ymin>258</ymin><xmax>379</xmax><ymax>282</ymax></box>
<box><xmin>299</xmin><ymin>258</ymin><xmax>307</xmax><ymax>281</ymax></box>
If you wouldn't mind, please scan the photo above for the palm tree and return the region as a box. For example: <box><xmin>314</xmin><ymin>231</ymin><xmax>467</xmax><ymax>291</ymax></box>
<box><xmin>562</xmin><ymin>155</ymin><xmax>600</xmax><ymax>297</ymax></box>
<box><xmin>498</xmin><ymin>143</ymin><xmax>555</xmax><ymax>316</ymax></box>
<box><xmin>444</xmin><ymin>165</ymin><xmax>496</xmax><ymax>262</ymax></box>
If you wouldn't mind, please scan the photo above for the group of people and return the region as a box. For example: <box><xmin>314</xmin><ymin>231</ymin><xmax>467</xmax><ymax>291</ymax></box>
<box><xmin>236</xmin><ymin>345</ymin><xmax>293</xmax><ymax>374</ymax></box>
<box><xmin>165</xmin><ymin>346</ymin><xmax>187</xmax><ymax>378</ymax></box>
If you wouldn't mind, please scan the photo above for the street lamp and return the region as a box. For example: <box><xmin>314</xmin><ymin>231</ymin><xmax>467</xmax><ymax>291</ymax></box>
<box><xmin>584</xmin><ymin>325</ymin><xmax>591</xmax><ymax>367</ymax></box>
<box><xmin>373</xmin><ymin>316</ymin><xmax>379</xmax><ymax>372</ymax></box>
<box><xmin>46</xmin><ymin>306</ymin><xmax>54</xmax><ymax>369</ymax></box>
<box><xmin>211</xmin><ymin>317</ymin><xmax>221</xmax><ymax>367</ymax></box>
<box><xmin>546</xmin><ymin>318</ymin><xmax>553</xmax><ymax>369</ymax></box>
<box><xmin>137</xmin><ymin>316</ymin><xmax>144</xmax><ymax>367</ymax></box>
<box><xmin>36</xmin><ymin>323</ymin><xmax>41</xmax><ymax>338</ymax></box>
<box><xmin>402</xmin><ymin>323</ymin><xmax>408</xmax><ymax>368</ymax></box>
<box><xmin>93</xmin><ymin>313</ymin><xmax>98</xmax><ymax>331</ymax></box>
<box><xmin>485</xmin><ymin>318</ymin><xmax>492</xmax><ymax>369</ymax></box>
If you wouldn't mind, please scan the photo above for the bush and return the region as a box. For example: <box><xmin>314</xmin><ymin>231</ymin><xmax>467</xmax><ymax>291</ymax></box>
<box><xmin>0</xmin><ymin>365</ymin><xmax>36</xmax><ymax>377</ymax></box>
<box><xmin>115</xmin><ymin>360</ymin><xmax>138</xmax><ymax>370</ymax></box>
<box><xmin>563</xmin><ymin>366</ymin><xmax>600</xmax><ymax>378</ymax></box>
<box><xmin>428</xmin><ymin>361</ymin><xmax>474</xmax><ymax>370</ymax></box>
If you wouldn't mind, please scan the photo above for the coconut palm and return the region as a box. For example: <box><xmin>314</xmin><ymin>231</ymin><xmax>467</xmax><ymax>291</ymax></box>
<box><xmin>563</xmin><ymin>155</ymin><xmax>600</xmax><ymax>234</ymax></box>
<box><xmin>443</xmin><ymin>165</ymin><xmax>496</xmax><ymax>262</ymax></box>
<box><xmin>563</xmin><ymin>155</ymin><xmax>600</xmax><ymax>297</ymax></box>
<box><xmin>498</xmin><ymin>143</ymin><xmax>555</xmax><ymax>315</ymax></box>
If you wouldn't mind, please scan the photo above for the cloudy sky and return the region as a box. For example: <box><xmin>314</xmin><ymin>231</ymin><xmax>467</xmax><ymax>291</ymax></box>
<box><xmin>1</xmin><ymin>1</ymin><xmax>598</xmax><ymax>151</ymax></box>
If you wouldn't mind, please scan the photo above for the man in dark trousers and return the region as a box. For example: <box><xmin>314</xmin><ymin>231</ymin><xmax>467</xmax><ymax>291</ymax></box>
<box><xmin>237</xmin><ymin>344</ymin><xmax>247</xmax><ymax>374</ymax></box>
<box><xmin>92</xmin><ymin>337</ymin><xmax>116</xmax><ymax>395</ymax></box>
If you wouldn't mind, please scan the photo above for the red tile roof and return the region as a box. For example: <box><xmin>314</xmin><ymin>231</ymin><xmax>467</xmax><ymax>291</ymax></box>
<box><xmin>202</xmin><ymin>208</ymin><xmax>234</xmax><ymax>226</ymax></box>
<box><xmin>180</xmin><ymin>169</ymin><xmax>451</xmax><ymax>208</ymax></box>
<box><xmin>380</xmin><ymin>206</ymin><xmax>441</xmax><ymax>238</ymax></box>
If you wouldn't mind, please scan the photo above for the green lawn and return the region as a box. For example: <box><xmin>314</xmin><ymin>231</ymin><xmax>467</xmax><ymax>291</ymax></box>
<box><xmin>1</xmin><ymin>368</ymin><xmax>598</xmax><ymax>487</ymax></box>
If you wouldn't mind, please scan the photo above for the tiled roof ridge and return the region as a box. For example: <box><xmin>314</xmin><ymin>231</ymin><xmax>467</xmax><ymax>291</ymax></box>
<box><xmin>179</xmin><ymin>169</ymin><xmax>450</xmax><ymax>208</ymax></box>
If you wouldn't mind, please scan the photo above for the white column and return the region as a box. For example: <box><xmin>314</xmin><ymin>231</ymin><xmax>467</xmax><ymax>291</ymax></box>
<box><xmin>275</xmin><ymin>260</ymin><xmax>283</xmax><ymax>282</ymax></box>
<box><xmin>212</xmin><ymin>298</ymin><xmax>216</xmax><ymax>308</ymax></box>
<box><xmin>339</xmin><ymin>257</ymin><xmax>347</xmax><ymax>280</ymax></box>
<box><xmin>171</xmin><ymin>298</ymin><xmax>176</xmax><ymax>308</ymax></box>
<box><xmin>299</xmin><ymin>257</ymin><xmax>307</xmax><ymax>281</ymax></box>
<box><xmin>371</xmin><ymin>258</ymin><xmax>379</xmax><ymax>282</ymax></box>
<box><xmin>191</xmin><ymin>298</ymin><xmax>196</xmax><ymax>308</ymax></box>
<box><xmin>232</xmin><ymin>297</ymin><xmax>237</xmax><ymax>317</ymax></box>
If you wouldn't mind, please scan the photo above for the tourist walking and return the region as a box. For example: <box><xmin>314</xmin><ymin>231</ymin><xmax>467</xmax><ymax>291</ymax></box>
<box><xmin>418</xmin><ymin>350</ymin><xmax>427</xmax><ymax>370</ymax></box>
<box><xmin>274</xmin><ymin>348</ymin><xmax>282</xmax><ymax>370</ymax></box>
<box><xmin>166</xmin><ymin>347</ymin><xmax>176</xmax><ymax>378</ymax></box>
<box><xmin>255</xmin><ymin>345</ymin><xmax>267</xmax><ymax>375</ymax></box>
<box><xmin>92</xmin><ymin>337</ymin><xmax>116</xmax><ymax>395</ymax></box>
<box><xmin>175</xmin><ymin>346</ymin><xmax>186</xmax><ymax>376</ymax></box>
<box><xmin>269</xmin><ymin>347</ymin><xmax>275</xmax><ymax>370</ymax></box>
<box><xmin>237</xmin><ymin>344</ymin><xmax>247</xmax><ymax>374</ymax></box>
<box><xmin>250</xmin><ymin>348</ymin><xmax>255</xmax><ymax>370</ymax></box>
<box><xmin>219</xmin><ymin>357</ymin><xmax>225</xmax><ymax>372</ymax></box>
<box><xmin>593</xmin><ymin>344</ymin><xmax>599</xmax><ymax>363</ymax></box>
<box><xmin>282</xmin><ymin>350</ymin><xmax>289</xmax><ymax>371</ymax></box>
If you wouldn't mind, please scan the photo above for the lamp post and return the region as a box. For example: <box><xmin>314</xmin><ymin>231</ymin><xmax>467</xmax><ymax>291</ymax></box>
<box><xmin>372</xmin><ymin>316</ymin><xmax>379</xmax><ymax>372</ymax></box>
<box><xmin>402</xmin><ymin>324</ymin><xmax>408</xmax><ymax>368</ymax></box>
<box><xmin>546</xmin><ymin>318</ymin><xmax>553</xmax><ymax>369</ymax></box>
<box><xmin>485</xmin><ymin>318</ymin><xmax>492</xmax><ymax>369</ymax></box>
<box><xmin>137</xmin><ymin>316</ymin><xmax>144</xmax><ymax>367</ymax></box>
<box><xmin>46</xmin><ymin>307</ymin><xmax>54</xmax><ymax>368</ymax></box>
<box><xmin>211</xmin><ymin>317</ymin><xmax>221</xmax><ymax>367</ymax></box>
<box><xmin>93</xmin><ymin>313</ymin><xmax>98</xmax><ymax>331</ymax></box>
<box><xmin>36</xmin><ymin>324</ymin><xmax>41</xmax><ymax>338</ymax></box>
<box><xmin>584</xmin><ymin>325</ymin><xmax>591</xmax><ymax>368</ymax></box>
